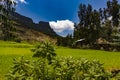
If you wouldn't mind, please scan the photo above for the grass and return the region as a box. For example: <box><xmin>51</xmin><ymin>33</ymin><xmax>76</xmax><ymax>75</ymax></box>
<box><xmin>56</xmin><ymin>47</ymin><xmax>120</xmax><ymax>69</ymax></box>
<box><xmin>0</xmin><ymin>40</ymin><xmax>120</xmax><ymax>79</ymax></box>
<box><xmin>0</xmin><ymin>40</ymin><xmax>33</xmax><ymax>48</ymax></box>
<box><xmin>0</xmin><ymin>41</ymin><xmax>33</xmax><ymax>79</ymax></box>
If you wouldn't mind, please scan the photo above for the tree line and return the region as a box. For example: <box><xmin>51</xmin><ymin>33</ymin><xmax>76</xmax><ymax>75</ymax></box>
<box><xmin>58</xmin><ymin>0</ymin><xmax>120</xmax><ymax>49</ymax></box>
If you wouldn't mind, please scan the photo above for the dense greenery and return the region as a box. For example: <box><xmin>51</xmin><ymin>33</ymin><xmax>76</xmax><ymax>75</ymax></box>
<box><xmin>74</xmin><ymin>0</ymin><xmax>120</xmax><ymax>46</ymax></box>
<box><xmin>32</xmin><ymin>41</ymin><xmax>56</xmax><ymax>64</ymax></box>
<box><xmin>76</xmin><ymin>4</ymin><xmax>100</xmax><ymax>45</ymax></box>
<box><xmin>58</xmin><ymin>0</ymin><xmax>120</xmax><ymax>50</ymax></box>
<box><xmin>57</xmin><ymin>34</ymin><xmax>73</xmax><ymax>47</ymax></box>
<box><xmin>6</xmin><ymin>57</ymin><xmax>113</xmax><ymax>80</ymax></box>
<box><xmin>75</xmin><ymin>0</ymin><xmax>120</xmax><ymax>41</ymax></box>
<box><xmin>0</xmin><ymin>40</ymin><xmax>120</xmax><ymax>79</ymax></box>
<box><xmin>0</xmin><ymin>0</ymin><xmax>16</xmax><ymax>41</ymax></box>
<box><xmin>5</xmin><ymin>41</ymin><xmax>120</xmax><ymax>80</ymax></box>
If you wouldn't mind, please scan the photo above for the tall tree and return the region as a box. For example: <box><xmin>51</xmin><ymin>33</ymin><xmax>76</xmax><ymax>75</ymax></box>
<box><xmin>0</xmin><ymin>0</ymin><xmax>16</xmax><ymax>23</ymax></box>
<box><xmin>99</xmin><ymin>8</ymin><xmax>104</xmax><ymax>21</ymax></box>
<box><xmin>76</xmin><ymin>4</ymin><xmax>101</xmax><ymax>45</ymax></box>
<box><xmin>78</xmin><ymin>4</ymin><xmax>87</xmax><ymax>26</ymax></box>
<box><xmin>0</xmin><ymin>0</ymin><xmax>16</xmax><ymax>40</ymax></box>
<box><xmin>106</xmin><ymin>0</ymin><xmax>120</xmax><ymax>27</ymax></box>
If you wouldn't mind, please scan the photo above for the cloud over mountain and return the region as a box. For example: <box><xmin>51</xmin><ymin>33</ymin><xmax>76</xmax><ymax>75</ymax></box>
<box><xmin>49</xmin><ymin>20</ymin><xmax>74</xmax><ymax>34</ymax></box>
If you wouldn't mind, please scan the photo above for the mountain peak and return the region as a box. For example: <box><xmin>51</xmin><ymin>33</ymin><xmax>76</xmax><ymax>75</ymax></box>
<box><xmin>12</xmin><ymin>12</ymin><xmax>58</xmax><ymax>38</ymax></box>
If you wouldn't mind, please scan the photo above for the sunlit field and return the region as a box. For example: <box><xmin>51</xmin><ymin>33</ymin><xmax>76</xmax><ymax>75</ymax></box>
<box><xmin>0</xmin><ymin>40</ymin><xmax>120</xmax><ymax>79</ymax></box>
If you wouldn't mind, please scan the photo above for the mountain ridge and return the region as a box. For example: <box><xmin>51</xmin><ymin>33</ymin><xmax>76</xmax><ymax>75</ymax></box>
<box><xmin>11</xmin><ymin>12</ymin><xmax>58</xmax><ymax>38</ymax></box>
<box><xmin>0</xmin><ymin>12</ymin><xmax>59</xmax><ymax>42</ymax></box>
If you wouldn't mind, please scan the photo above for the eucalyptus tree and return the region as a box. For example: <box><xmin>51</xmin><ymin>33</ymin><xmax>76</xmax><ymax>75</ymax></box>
<box><xmin>0</xmin><ymin>0</ymin><xmax>16</xmax><ymax>40</ymax></box>
<box><xmin>106</xmin><ymin>0</ymin><xmax>120</xmax><ymax>27</ymax></box>
<box><xmin>76</xmin><ymin>4</ymin><xmax>101</xmax><ymax>45</ymax></box>
<box><xmin>98</xmin><ymin>0</ymin><xmax>120</xmax><ymax>41</ymax></box>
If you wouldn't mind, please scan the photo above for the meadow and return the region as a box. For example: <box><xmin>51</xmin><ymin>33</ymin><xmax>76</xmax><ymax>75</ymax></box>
<box><xmin>0</xmin><ymin>40</ymin><xmax>120</xmax><ymax>79</ymax></box>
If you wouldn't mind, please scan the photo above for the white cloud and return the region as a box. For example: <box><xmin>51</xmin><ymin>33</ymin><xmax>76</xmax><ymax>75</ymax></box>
<box><xmin>19</xmin><ymin>0</ymin><xmax>27</xmax><ymax>4</ymax></box>
<box><xmin>10</xmin><ymin>0</ymin><xmax>27</xmax><ymax>4</ymax></box>
<box><xmin>49</xmin><ymin>20</ymin><xmax>74</xmax><ymax>33</ymax></box>
<box><xmin>19</xmin><ymin>0</ymin><xmax>26</xmax><ymax>3</ymax></box>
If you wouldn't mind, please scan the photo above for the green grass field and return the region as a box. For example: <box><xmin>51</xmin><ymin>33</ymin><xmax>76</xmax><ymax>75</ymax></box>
<box><xmin>0</xmin><ymin>40</ymin><xmax>120</xmax><ymax>79</ymax></box>
<box><xmin>56</xmin><ymin>47</ymin><xmax>120</xmax><ymax>69</ymax></box>
<box><xmin>0</xmin><ymin>41</ymin><xmax>33</xmax><ymax>79</ymax></box>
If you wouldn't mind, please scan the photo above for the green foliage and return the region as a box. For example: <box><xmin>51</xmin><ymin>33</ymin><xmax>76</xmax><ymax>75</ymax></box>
<box><xmin>57</xmin><ymin>34</ymin><xmax>73</xmax><ymax>47</ymax></box>
<box><xmin>6</xmin><ymin>41</ymin><xmax>120</xmax><ymax>80</ymax></box>
<box><xmin>1</xmin><ymin>20</ymin><xmax>17</xmax><ymax>41</ymax></box>
<box><xmin>31</xmin><ymin>41</ymin><xmax>56</xmax><ymax>64</ymax></box>
<box><xmin>0</xmin><ymin>41</ymin><xmax>120</xmax><ymax>79</ymax></box>
<box><xmin>52</xmin><ymin>57</ymin><xmax>112</xmax><ymax>80</ymax></box>
<box><xmin>106</xmin><ymin>0</ymin><xmax>120</xmax><ymax>27</ymax></box>
<box><xmin>6</xmin><ymin>57</ymin><xmax>31</xmax><ymax>80</ymax></box>
<box><xmin>0</xmin><ymin>0</ymin><xmax>16</xmax><ymax>41</ymax></box>
<box><xmin>100</xmin><ymin>20</ymin><xmax>112</xmax><ymax>40</ymax></box>
<box><xmin>73</xmin><ymin>0</ymin><xmax>120</xmax><ymax>49</ymax></box>
<box><xmin>6</xmin><ymin>57</ymin><xmax>52</xmax><ymax>80</ymax></box>
<box><xmin>76</xmin><ymin>4</ymin><xmax>101</xmax><ymax>45</ymax></box>
<box><xmin>6</xmin><ymin>56</ymin><xmax>115</xmax><ymax>80</ymax></box>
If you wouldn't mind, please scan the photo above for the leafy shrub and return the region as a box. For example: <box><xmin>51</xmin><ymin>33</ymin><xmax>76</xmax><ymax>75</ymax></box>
<box><xmin>6</xmin><ymin>56</ymin><xmax>114</xmax><ymax>80</ymax></box>
<box><xmin>6</xmin><ymin>41</ymin><xmax>120</xmax><ymax>80</ymax></box>
<box><xmin>31</xmin><ymin>41</ymin><xmax>56</xmax><ymax>64</ymax></box>
<box><xmin>51</xmin><ymin>57</ymin><xmax>112</xmax><ymax>80</ymax></box>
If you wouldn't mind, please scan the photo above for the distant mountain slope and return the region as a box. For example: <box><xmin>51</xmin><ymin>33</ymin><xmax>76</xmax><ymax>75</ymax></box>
<box><xmin>14</xmin><ymin>26</ymin><xmax>56</xmax><ymax>42</ymax></box>
<box><xmin>0</xmin><ymin>12</ymin><xmax>59</xmax><ymax>42</ymax></box>
<box><xmin>12</xmin><ymin>12</ymin><xmax>58</xmax><ymax>37</ymax></box>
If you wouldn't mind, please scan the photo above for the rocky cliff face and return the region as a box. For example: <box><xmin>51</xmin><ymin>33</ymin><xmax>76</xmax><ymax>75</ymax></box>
<box><xmin>37</xmin><ymin>21</ymin><xmax>57</xmax><ymax>37</ymax></box>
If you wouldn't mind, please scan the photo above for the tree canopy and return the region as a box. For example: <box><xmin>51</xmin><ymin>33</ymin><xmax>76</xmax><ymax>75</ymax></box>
<box><xmin>0</xmin><ymin>0</ymin><xmax>16</xmax><ymax>41</ymax></box>
<box><xmin>74</xmin><ymin>0</ymin><xmax>120</xmax><ymax>47</ymax></box>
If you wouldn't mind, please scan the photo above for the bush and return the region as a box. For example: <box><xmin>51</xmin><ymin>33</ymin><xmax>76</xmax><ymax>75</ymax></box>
<box><xmin>31</xmin><ymin>41</ymin><xmax>56</xmax><ymax>64</ymax></box>
<box><xmin>6</xmin><ymin>41</ymin><xmax>120</xmax><ymax>80</ymax></box>
<box><xmin>6</xmin><ymin>57</ymin><xmax>114</xmax><ymax>80</ymax></box>
<box><xmin>14</xmin><ymin>38</ymin><xmax>21</xmax><ymax>43</ymax></box>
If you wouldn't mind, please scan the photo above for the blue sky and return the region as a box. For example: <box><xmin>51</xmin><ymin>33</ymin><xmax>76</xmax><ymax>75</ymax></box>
<box><xmin>16</xmin><ymin>0</ymin><xmax>107</xmax><ymax>23</ymax></box>
<box><xmin>15</xmin><ymin>0</ymin><xmax>118</xmax><ymax>36</ymax></box>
